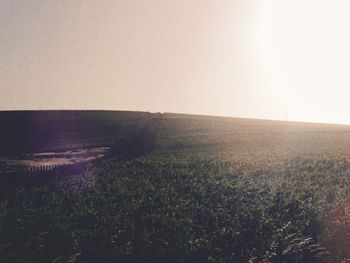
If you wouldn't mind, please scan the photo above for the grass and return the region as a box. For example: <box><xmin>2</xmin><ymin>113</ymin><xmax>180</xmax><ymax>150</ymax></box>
<box><xmin>2</xmin><ymin>111</ymin><xmax>350</xmax><ymax>262</ymax></box>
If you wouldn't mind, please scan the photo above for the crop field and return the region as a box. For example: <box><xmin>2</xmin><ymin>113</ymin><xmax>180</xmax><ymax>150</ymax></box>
<box><xmin>2</xmin><ymin>111</ymin><xmax>350</xmax><ymax>262</ymax></box>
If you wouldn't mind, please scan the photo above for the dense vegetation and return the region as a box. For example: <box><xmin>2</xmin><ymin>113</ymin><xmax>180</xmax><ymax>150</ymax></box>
<box><xmin>1</xmin><ymin>156</ymin><xmax>350</xmax><ymax>262</ymax></box>
<box><xmin>2</xmin><ymin>111</ymin><xmax>350</xmax><ymax>262</ymax></box>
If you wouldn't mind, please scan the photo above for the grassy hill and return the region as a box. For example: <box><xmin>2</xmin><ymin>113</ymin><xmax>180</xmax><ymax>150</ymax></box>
<box><xmin>0</xmin><ymin>111</ymin><xmax>158</xmax><ymax>156</ymax></box>
<box><xmin>2</xmin><ymin>110</ymin><xmax>350</xmax><ymax>162</ymax></box>
<box><xmin>155</xmin><ymin>113</ymin><xmax>350</xmax><ymax>160</ymax></box>
<box><xmin>2</xmin><ymin>111</ymin><xmax>350</xmax><ymax>262</ymax></box>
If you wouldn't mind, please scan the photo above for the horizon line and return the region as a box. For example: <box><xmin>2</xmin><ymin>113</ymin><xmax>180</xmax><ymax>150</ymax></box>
<box><xmin>0</xmin><ymin>108</ymin><xmax>349</xmax><ymax>127</ymax></box>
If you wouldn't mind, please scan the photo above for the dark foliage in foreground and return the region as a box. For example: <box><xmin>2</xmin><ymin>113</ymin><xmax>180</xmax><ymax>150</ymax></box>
<box><xmin>1</xmin><ymin>157</ymin><xmax>350</xmax><ymax>262</ymax></box>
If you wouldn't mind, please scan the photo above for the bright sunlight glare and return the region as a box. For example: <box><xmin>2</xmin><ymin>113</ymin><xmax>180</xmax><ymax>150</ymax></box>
<box><xmin>257</xmin><ymin>0</ymin><xmax>350</xmax><ymax>124</ymax></box>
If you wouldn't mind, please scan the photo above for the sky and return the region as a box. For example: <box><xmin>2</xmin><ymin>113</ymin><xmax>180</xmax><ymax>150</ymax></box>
<box><xmin>1</xmin><ymin>0</ymin><xmax>350</xmax><ymax>124</ymax></box>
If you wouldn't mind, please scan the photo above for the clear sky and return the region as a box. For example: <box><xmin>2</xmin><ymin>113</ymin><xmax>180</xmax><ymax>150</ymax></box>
<box><xmin>1</xmin><ymin>0</ymin><xmax>350</xmax><ymax>124</ymax></box>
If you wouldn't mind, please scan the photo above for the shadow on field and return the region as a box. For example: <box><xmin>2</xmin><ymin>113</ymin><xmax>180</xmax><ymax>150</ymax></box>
<box><xmin>108</xmin><ymin>116</ymin><xmax>161</xmax><ymax>160</ymax></box>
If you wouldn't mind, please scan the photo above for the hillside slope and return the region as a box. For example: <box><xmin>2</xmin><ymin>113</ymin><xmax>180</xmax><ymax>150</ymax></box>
<box><xmin>1</xmin><ymin>111</ymin><xmax>350</xmax><ymax>161</ymax></box>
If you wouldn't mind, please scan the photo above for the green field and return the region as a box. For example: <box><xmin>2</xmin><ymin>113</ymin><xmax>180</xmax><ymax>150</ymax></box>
<box><xmin>2</xmin><ymin>110</ymin><xmax>350</xmax><ymax>160</ymax></box>
<box><xmin>1</xmin><ymin>111</ymin><xmax>350</xmax><ymax>262</ymax></box>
